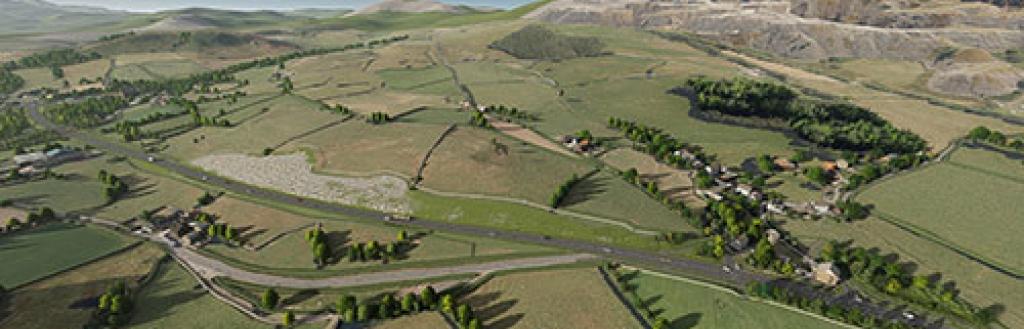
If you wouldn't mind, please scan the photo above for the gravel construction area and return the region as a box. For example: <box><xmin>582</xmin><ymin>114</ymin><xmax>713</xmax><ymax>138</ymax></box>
<box><xmin>193</xmin><ymin>153</ymin><xmax>410</xmax><ymax>214</ymax></box>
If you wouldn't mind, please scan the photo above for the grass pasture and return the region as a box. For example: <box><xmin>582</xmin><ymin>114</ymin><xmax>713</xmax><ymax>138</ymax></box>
<box><xmin>203</xmin><ymin>214</ymin><xmax>554</xmax><ymax>277</ymax></box>
<box><xmin>781</xmin><ymin>216</ymin><xmax>1024</xmax><ymax>328</ymax></box>
<box><xmin>202</xmin><ymin>196</ymin><xmax>317</xmax><ymax>246</ymax></box>
<box><xmin>0</xmin><ymin>223</ymin><xmax>132</xmax><ymax>288</ymax></box>
<box><xmin>856</xmin><ymin>145</ymin><xmax>1024</xmax><ymax>274</ymax></box>
<box><xmin>286</xmin><ymin>120</ymin><xmax>448</xmax><ymax>179</ymax></box>
<box><xmin>461</xmin><ymin>267</ymin><xmax>640</xmax><ymax>329</ymax></box>
<box><xmin>164</xmin><ymin>94</ymin><xmax>344</xmax><ymax>160</ymax></box>
<box><xmin>419</xmin><ymin>127</ymin><xmax>592</xmax><ymax>205</ymax></box>
<box><xmin>562</xmin><ymin>170</ymin><xmax>694</xmax><ymax>232</ymax></box>
<box><xmin>129</xmin><ymin>262</ymin><xmax>300</xmax><ymax>329</ymax></box>
<box><xmin>370</xmin><ymin>312</ymin><xmax>451</xmax><ymax>329</ymax></box>
<box><xmin>0</xmin><ymin>243</ymin><xmax>164</xmax><ymax>329</ymax></box>
<box><xmin>627</xmin><ymin>270</ymin><xmax>847</xmax><ymax>329</ymax></box>
<box><xmin>601</xmin><ymin>148</ymin><xmax>703</xmax><ymax>208</ymax></box>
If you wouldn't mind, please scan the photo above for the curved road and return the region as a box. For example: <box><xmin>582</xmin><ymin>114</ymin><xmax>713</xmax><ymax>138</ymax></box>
<box><xmin>26</xmin><ymin>102</ymin><xmax>767</xmax><ymax>288</ymax></box>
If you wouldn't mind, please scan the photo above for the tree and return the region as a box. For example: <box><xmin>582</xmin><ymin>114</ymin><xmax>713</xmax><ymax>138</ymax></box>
<box><xmin>261</xmin><ymin>288</ymin><xmax>280</xmax><ymax>309</ymax></box>
<box><xmin>757</xmin><ymin>154</ymin><xmax>775</xmax><ymax>173</ymax></box>
<box><xmin>379</xmin><ymin>294</ymin><xmax>396</xmax><ymax>319</ymax></box>
<box><xmin>421</xmin><ymin>286</ymin><xmax>438</xmax><ymax>309</ymax></box>
<box><xmin>456</xmin><ymin>304</ymin><xmax>473</xmax><ymax>326</ymax></box>
<box><xmin>967</xmin><ymin>126</ymin><xmax>992</xmax><ymax>141</ymax></box>
<box><xmin>283</xmin><ymin>311</ymin><xmax>295</xmax><ymax>327</ymax></box>
<box><xmin>98</xmin><ymin>293</ymin><xmax>112</xmax><ymax>310</ymax></box>
<box><xmin>5</xmin><ymin>217</ymin><xmax>20</xmax><ymax>230</ymax></box>
<box><xmin>336</xmin><ymin>295</ymin><xmax>356</xmax><ymax>315</ymax></box>
<box><xmin>397</xmin><ymin>230</ymin><xmax>408</xmax><ymax>242</ymax></box>
<box><xmin>401</xmin><ymin>292</ymin><xmax>416</xmax><ymax>313</ymax></box>
<box><xmin>224</xmin><ymin>225</ymin><xmax>236</xmax><ymax>241</ymax></box>
<box><xmin>885</xmin><ymin>278</ymin><xmax>903</xmax><ymax>294</ymax></box>
<box><xmin>653</xmin><ymin>318</ymin><xmax>670</xmax><ymax>329</ymax></box>
<box><xmin>440</xmin><ymin>294</ymin><xmax>454</xmax><ymax>313</ymax></box>
<box><xmin>356</xmin><ymin>304</ymin><xmax>370</xmax><ymax>322</ymax></box>
<box><xmin>804</xmin><ymin>166</ymin><xmax>829</xmax><ymax>185</ymax></box>
<box><xmin>468</xmin><ymin>318</ymin><xmax>482</xmax><ymax>329</ymax></box>
<box><xmin>207</xmin><ymin>224</ymin><xmax>218</xmax><ymax>240</ymax></box>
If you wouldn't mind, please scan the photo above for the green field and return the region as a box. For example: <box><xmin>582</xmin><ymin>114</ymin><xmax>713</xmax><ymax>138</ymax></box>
<box><xmin>370</xmin><ymin>312</ymin><xmax>450</xmax><ymax>329</ymax></box>
<box><xmin>164</xmin><ymin>94</ymin><xmax>345</xmax><ymax>160</ymax></box>
<box><xmin>130</xmin><ymin>262</ymin><xmax>321</xmax><ymax>329</ymax></box>
<box><xmin>563</xmin><ymin>170</ymin><xmax>694</xmax><ymax>232</ymax></box>
<box><xmin>0</xmin><ymin>223</ymin><xmax>131</xmax><ymax>287</ymax></box>
<box><xmin>410</xmin><ymin>190</ymin><xmax>682</xmax><ymax>253</ymax></box>
<box><xmin>628</xmin><ymin>270</ymin><xmax>847</xmax><ymax>329</ymax></box>
<box><xmin>285</xmin><ymin>120</ymin><xmax>449</xmax><ymax>179</ymax></box>
<box><xmin>203</xmin><ymin>217</ymin><xmax>556</xmax><ymax>277</ymax></box>
<box><xmin>856</xmin><ymin>145</ymin><xmax>1024</xmax><ymax>273</ymax></box>
<box><xmin>420</xmin><ymin>127</ymin><xmax>592</xmax><ymax>205</ymax></box>
<box><xmin>461</xmin><ymin>267</ymin><xmax>641</xmax><ymax>329</ymax></box>
<box><xmin>0</xmin><ymin>243</ymin><xmax>165</xmax><ymax>329</ymax></box>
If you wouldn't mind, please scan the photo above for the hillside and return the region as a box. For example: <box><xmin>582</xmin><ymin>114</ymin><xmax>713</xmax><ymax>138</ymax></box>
<box><xmin>490</xmin><ymin>25</ymin><xmax>605</xmax><ymax>60</ymax></box>
<box><xmin>353</xmin><ymin>0</ymin><xmax>476</xmax><ymax>15</ymax></box>
<box><xmin>0</xmin><ymin>0</ymin><xmax>134</xmax><ymax>35</ymax></box>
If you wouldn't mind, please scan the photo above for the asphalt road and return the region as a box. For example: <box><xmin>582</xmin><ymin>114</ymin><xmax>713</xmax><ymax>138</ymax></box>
<box><xmin>25</xmin><ymin>102</ymin><xmax>766</xmax><ymax>288</ymax></box>
<box><xmin>26</xmin><ymin>100</ymin><xmax>938</xmax><ymax>328</ymax></box>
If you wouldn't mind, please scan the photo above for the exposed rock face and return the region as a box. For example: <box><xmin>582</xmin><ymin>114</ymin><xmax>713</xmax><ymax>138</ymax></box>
<box><xmin>927</xmin><ymin>48</ymin><xmax>1024</xmax><ymax>97</ymax></box>
<box><xmin>528</xmin><ymin>0</ymin><xmax>1024</xmax><ymax>60</ymax></box>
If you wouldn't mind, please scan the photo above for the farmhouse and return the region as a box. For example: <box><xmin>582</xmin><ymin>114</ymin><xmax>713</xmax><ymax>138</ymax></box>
<box><xmin>820</xmin><ymin>161</ymin><xmax>838</xmax><ymax>173</ymax></box>
<box><xmin>765</xmin><ymin>229</ymin><xmax>781</xmax><ymax>245</ymax></box>
<box><xmin>812</xmin><ymin>262</ymin><xmax>841</xmax><ymax>286</ymax></box>
<box><xmin>774</xmin><ymin>158</ymin><xmax>797</xmax><ymax>171</ymax></box>
<box><xmin>12</xmin><ymin>148</ymin><xmax>85</xmax><ymax>168</ymax></box>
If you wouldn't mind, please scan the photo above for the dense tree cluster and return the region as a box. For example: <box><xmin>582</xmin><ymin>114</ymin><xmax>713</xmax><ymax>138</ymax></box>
<box><xmin>747</xmin><ymin>281</ymin><xmax>899</xmax><ymax>328</ymax></box>
<box><xmin>344</xmin><ymin>238</ymin><xmax>406</xmax><ymax>263</ymax></box>
<box><xmin>549</xmin><ymin>173</ymin><xmax>582</xmax><ymax>208</ymax></box>
<box><xmin>2</xmin><ymin>48</ymin><xmax>102</xmax><ymax>71</ymax></box>
<box><xmin>684</xmin><ymin>76</ymin><xmax>926</xmax><ymax>154</ymax></box>
<box><xmin>0</xmin><ymin>69</ymin><xmax>25</xmax><ymax>94</ymax></box>
<box><xmin>490</xmin><ymin>25</ymin><xmax>606</xmax><ymax>60</ymax></box>
<box><xmin>820</xmin><ymin>241</ymin><xmax>1000</xmax><ymax>325</ymax></box>
<box><xmin>0</xmin><ymin>108</ymin><xmax>32</xmax><ymax>140</ymax></box>
<box><xmin>43</xmin><ymin>96</ymin><xmax>129</xmax><ymax>128</ymax></box>
<box><xmin>305</xmin><ymin>226</ymin><xmax>332</xmax><ymax>266</ymax></box>
<box><xmin>106</xmin><ymin>111</ymin><xmax>185</xmax><ymax>142</ymax></box>
<box><xmin>97</xmin><ymin>170</ymin><xmax>129</xmax><ymax>203</ymax></box>
<box><xmin>468</xmin><ymin>111</ymin><xmax>488</xmax><ymax>127</ymax></box>
<box><xmin>87</xmin><ymin>281</ymin><xmax>134</xmax><ymax>328</ymax></box>
<box><xmin>695</xmin><ymin>194</ymin><xmax>765</xmax><ymax>259</ymax></box>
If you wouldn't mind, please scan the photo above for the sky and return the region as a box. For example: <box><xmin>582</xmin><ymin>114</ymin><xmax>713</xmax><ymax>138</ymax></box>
<box><xmin>46</xmin><ymin>0</ymin><xmax>535</xmax><ymax>12</ymax></box>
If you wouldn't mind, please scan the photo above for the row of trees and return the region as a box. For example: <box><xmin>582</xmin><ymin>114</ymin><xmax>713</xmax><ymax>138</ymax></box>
<box><xmin>43</xmin><ymin>96</ymin><xmax>129</xmax><ymax>128</ymax></box>
<box><xmin>469</xmin><ymin>111</ymin><xmax>489</xmax><ymax>127</ymax></box>
<box><xmin>3</xmin><ymin>207</ymin><xmax>57</xmax><ymax>233</ymax></box>
<box><xmin>483</xmin><ymin>105</ymin><xmax>538</xmax><ymax>122</ymax></box>
<box><xmin>684</xmin><ymin>76</ymin><xmax>927</xmax><ymax>154</ymax></box>
<box><xmin>367</xmin><ymin>112</ymin><xmax>391</xmax><ymax>125</ymax></box>
<box><xmin>207</xmin><ymin>223</ymin><xmax>238</xmax><ymax>244</ymax></box>
<box><xmin>319</xmin><ymin>102</ymin><xmax>351</xmax><ymax>115</ymax></box>
<box><xmin>748</xmin><ymin>281</ymin><xmax>913</xmax><ymax>329</ymax></box>
<box><xmin>608</xmin><ymin>117</ymin><xmax>711</xmax><ymax>171</ymax></box>
<box><xmin>549</xmin><ymin>173</ymin><xmax>582</xmax><ymax>208</ymax></box>
<box><xmin>97</xmin><ymin>170</ymin><xmax>129</xmax><ymax>203</ymax></box>
<box><xmin>967</xmin><ymin>126</ymin><xmax>1024</xmax><ymax>150</ymax></box>
<box><xmin>820</xmin><ymin>241</ymin><xmax>1000</xmax><ymax>325</ymax></box>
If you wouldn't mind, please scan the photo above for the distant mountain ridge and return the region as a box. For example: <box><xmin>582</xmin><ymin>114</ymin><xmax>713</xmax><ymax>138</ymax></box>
<box><xmin>0</xmin><ymin>0</ymin><xmax>133</xmax><ymax>34</ymax></box>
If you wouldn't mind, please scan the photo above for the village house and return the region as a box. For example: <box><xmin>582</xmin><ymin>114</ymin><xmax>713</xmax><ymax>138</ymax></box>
<box><xmin>728</xmin><ymin>235</ymin><xmax>750</xmax><ymax>252</ymax></box>
<box><xmin>774</xmin><ymin>158</ymin><xmax>797</xmax><ymax>171</ymax></box>
<box><xmin>696</xmin><ymin>189</ymin><xmax>724</xmax><ymax>201</ymax></box>
<box><xmin>765</xmin><ymin>229</ymin><xmax>781</xmax><ymax>245</ymax></box>
<box><xmin>765</xmin><ymin>201</ymin><xmax>786</xmax><ymax>215</ymax></box>
<box><xmin>735</xmin><ymin>184</ymin><xmax>754</xmax><ymax>198</ymax></box>
<box><xmin>836</xmin><ymin>159</ymin><xmax>850</xmax><ymax>171</ymax></box>
<box><xmin>820</xmin><ymin>161</ymin><xmax>839</xmax><ymax>173</ymax></box>
<box><xmin>12</xmin><ymin>148</ymin><xmax>85</xmax><ymax>168</ymax></box>
<box><xmin>812</xmin><ymin>262</ymin><xmax>842</xmax><ymax>286</ymax></box>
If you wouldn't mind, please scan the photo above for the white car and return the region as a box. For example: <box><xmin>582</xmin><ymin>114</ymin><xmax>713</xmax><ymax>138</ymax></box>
<box><xmin>146</xmin><ymin>156</ymin><xmax>157</xmax><ymax>162</ymax></box>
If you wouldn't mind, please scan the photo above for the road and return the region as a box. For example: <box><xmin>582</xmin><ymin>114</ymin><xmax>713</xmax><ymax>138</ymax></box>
<box><xmin>27</xmin><ymin>99</ymin><xmax>939</xmax><ymax>328</ymax></box>
<box><xmin>25</xmin><ymin>102</ymin><xmax>767</xmax><ymax>288</ymax></box>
